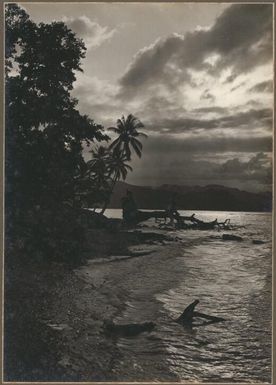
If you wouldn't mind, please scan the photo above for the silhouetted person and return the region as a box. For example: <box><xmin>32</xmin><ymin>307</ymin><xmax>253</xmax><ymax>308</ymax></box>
<box><xmin>167</xmin><ymin>193</ymin><xmax>180</xmax><ymax>225</ymax></box>
<box><xmin>122</xmin><ymin>190</ymin><xmax>138</xmax><ymax>224</ymax></box>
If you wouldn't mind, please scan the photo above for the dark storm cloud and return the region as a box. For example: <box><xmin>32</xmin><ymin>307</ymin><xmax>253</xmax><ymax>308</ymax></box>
<box><xmin>119</xmin><ymin>34</ymin><xmax>184</xmax><ymax>93</ymax></box>
<box><xmin>146</xmin><ymin>108</ymin><xmax>272</xmax><ymax>133</ymax></box>
<box><xmin>143</xmin><ymin>135</ymin><xmax>272</xmax><ymax>154</ymax></box>
<box><xmin>136</xmin><ymin>95</ymin><xmax>184</xmax><ymax>118</ymax></box>
<box><xmin>129</xmin><ymin>147</ymin><xmax>272</xmax><ymax>192</ymax></box>
<box><xmin>119</xmin><ymin>4</ymin><xmax>272</xmax><ymax>97</ymax></box>
<box><xmin>217</xmin><ymin>152</ymin><xmax>272</xmax><ymax>182</ymax></box>
<box><xmin>205</xmin><ymin>4</ymin><xmax>272</xmax><ymax>73</ymax></box>
<box><xmin>248</xmin><ymin>80</ymin><xmax>273</xmax><ymax>93</ymax></box>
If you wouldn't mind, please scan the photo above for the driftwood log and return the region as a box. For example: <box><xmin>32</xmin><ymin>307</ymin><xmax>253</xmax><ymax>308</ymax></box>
<box><xmin>103</xmin><ymin>320</ymin><xmax>155</xmax><ymax>337</ymax></box>
<box><xmin>135</xmin><ymin>210</ymin><xmax>232</xmax><ymax>230</ymax></box>
<box><xmin>176</xmin><ymin>300</ymin><xmax>226</xmax><ymax>326</ymax></box>
<box><xmin>81</xmin><ymin>209</ymin><xmax>233</xmax><ymax>231</ymax></box>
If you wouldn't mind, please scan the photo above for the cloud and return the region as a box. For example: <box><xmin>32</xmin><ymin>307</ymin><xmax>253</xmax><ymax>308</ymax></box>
<box><xmin>71</xmin><ymin>5</ymin><xmax>272</xmax><ymax>148</ymax></box>
<box><xmin>224</xmin><ymin>73</ymin><xmax>239</xmax><ymax>83</ymax></box>
<box><xmin>62</xmin><ymin>15</ymin><xmax>117</xmax><ymax>49</ymax></box>
<box><xmin>72</xmin><ymin>74</ymin><xmax>122</xmax><ymax>125</ymax></box>
<box><xmin>126</xmin><ymin>147</ymin><xmax>272</xmax><ymax>192</ymax></box>
<box><xmin>119</xmin><ymin>4</ymin><xmax>272</xmax><ymax>98</ymax></box>
<box><xmin>200</xmin><ymin>89</ymin><xmax>215</xmax><ymax>102</ymax></box>
<box><xmin>230</xmin><ymin>81</ymin><xmax>247</xmax><ymax>92</ymax></box>
<box><xmin>65</xmin><ymin>4</ymin><xmax>273</xmax><ymax>193</ymax></box>
<box><xmin>146</xmin><ymin>108</ymin><xmax>272</xmax><ymax>133</ymax></box>
<box><xmin>193</xmin><ymin>106</ymin><xmax>227</xmax><ymax>114</ymax></box>
<box><xmin>218</xmin><ymin>152</ymin><xmax>272</xmax><ymax>182</ymax></box>
<box><xmin>142</xmin><ymin>134</ymin><xmax>272</xmax><ymax>154</ymax></box>
<box><xmin>248</xmin><ymin>80</ymin><xmax>273</xmax><ymax>93</ymax></box>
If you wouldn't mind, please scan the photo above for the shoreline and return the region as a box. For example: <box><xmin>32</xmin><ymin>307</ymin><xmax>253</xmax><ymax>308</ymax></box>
<box><xmin>4</xmin><ymin>225</ymin><xmax>182</xmax><ymax>381</ymax></box>
<box><xmin>4</xmin><ymin>212</ymin><xmax>272</xmax><ymax>382</ymax></box>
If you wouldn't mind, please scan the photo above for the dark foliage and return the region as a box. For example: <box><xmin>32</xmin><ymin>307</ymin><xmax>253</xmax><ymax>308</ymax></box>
<box><xmin>5</xmin><ymin>4</ymin><xmax>108</xmax><ymax>261</ymax></box>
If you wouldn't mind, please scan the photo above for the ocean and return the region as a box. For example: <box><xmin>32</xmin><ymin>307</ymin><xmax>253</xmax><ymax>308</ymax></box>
<box><xmin>85</xmin><ymin>210</ymin><xmax>272</xmax><ymax>382</ymax></box>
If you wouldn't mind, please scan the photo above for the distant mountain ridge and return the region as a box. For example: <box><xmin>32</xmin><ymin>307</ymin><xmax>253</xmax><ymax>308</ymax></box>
<box><xmin>108</xmin><ymin>182</ymin><xmax>272</xmax><ymax>212</ymax></box>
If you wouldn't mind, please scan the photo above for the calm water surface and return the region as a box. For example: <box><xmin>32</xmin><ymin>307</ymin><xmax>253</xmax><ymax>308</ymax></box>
<box><xmin>93</xmin><ymin>210</ymin><xmax>272</xmax><ymax>382</ymax></box>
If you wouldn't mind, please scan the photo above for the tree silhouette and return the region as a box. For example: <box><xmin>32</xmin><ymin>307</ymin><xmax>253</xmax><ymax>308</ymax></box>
<box><xmin>86</xmin><ymin>146</ymin><xmax>112</xmax><ymax>207</ymax></box>
<box><xmin>101</xmin><ymin>149</ymin><xmax>133</xmax><ymax>214</ymax></box>
<box><xmin>109</xmin><ymin>151</ymin><xmax>133</xmax><ymax>182</ymax></box>
<box><xmin>5</xmin><ymin>4</ymin><xmax>108</xmax><ymax>259</ymax></box>
<box><xmin>108</xmin><ymin>114</ymin><xmax>147</xmax><ymax>161</ymax></box>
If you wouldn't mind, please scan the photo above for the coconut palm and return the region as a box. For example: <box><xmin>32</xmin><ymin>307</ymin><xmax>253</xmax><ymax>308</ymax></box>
<box><xmin>85</xmin><ymin>146</ymin><xmax>112</xmax><ymax>209</ymax></box>
<box><xmin>100</xmin><ymin>150</ymin><xmax>133</xmax><ymax>214</ymax></box>
<box><xmin>108</xmin><ymin>114</ymin><xmax>147</xmax><ymax>161</ymax></box>
<box><xmin>87</xmin><ymin>145</ymin><xmax>110</xmax><ymax>184</ymax></box>
<box><xmin>109</xmin><ymin>151</ymin><xmax>133</xmax><ymax>182</ymax></box>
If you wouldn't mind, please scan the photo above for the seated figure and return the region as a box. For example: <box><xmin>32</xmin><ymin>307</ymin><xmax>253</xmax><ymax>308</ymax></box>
<box><xmin>122</xmin><ymin>190</ymin><xmax>138</xmax><ymax>224</ymax></box>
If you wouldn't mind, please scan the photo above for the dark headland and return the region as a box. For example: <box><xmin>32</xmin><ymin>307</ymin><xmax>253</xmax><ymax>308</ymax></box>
<box><xmin>106</xmin><ymin>181</ymin><xmax>272</xmax><ymax>212</ymax></box>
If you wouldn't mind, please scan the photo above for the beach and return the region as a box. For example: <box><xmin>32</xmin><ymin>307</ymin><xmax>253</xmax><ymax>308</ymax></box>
<box><xmin>5</xmin><ymin>211</ymin><xmax>272</xmax><ymax>382</ymax></box>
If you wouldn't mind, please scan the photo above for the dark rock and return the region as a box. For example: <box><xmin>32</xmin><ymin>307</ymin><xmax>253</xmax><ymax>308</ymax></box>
<box><xmin>102</xmin><ymin>320</ymin><xmax>155</xmax><ymax>337</ymax></box>
<box><xmin>252</xmin><ymin>239</ymin><xmax>265</xmax><ymax>245</ymax></box>
<box><xmin>222</xmin><ymin>234</ymin><xmax>243</xmax><ymax>242</ymax></box>
<box><xmin>79</xmin><ymin>210</ymin><xmax>122</xmax><ymax>230</ymax></box>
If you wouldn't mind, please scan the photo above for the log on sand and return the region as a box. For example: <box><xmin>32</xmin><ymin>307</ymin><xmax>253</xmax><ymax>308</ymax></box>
<box><xmin>176</xmin><ymin>300</ymin><xmax>226</xmax><ymax>326</ymax></box>
<box><xmin>193</xmin><ymin>311</ymin><xmax>226</xmax><ymax>322</ymax></box>
<box><xmin>134</xmin><ymin>210</ymin><xmax>231</xmax><ymax>231</ymax></box>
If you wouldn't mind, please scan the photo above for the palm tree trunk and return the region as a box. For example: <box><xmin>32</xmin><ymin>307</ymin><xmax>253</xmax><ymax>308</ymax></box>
<box><xmin>100</xmin><ymin>174</ymin><xmax>118</xmax><ymax>215</ymax></box>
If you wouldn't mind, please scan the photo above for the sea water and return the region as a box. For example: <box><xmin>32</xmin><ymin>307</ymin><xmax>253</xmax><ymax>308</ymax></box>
<box><xmin>95</xmin><ymin>210</ymin><xmax>272</xmax><ymax>382</ymax></box>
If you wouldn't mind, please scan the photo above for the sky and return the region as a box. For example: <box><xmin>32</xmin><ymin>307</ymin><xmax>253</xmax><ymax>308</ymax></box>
<box><xmin>21</xmin><ymin>2</ymin><xmax>274</xmax><ymax>192</ymax></box>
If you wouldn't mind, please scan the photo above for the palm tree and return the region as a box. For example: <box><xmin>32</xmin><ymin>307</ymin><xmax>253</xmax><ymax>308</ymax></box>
<box><xmin>86</xmin><ymin>146</ymin><xmax>112</xmax><ymax>209</ymax></box>
<box><xmin>100</xmin><ymin>150</ymin><xmax>133</xmax><ymax>214</ymax></box>
<box><xmin>109</xmin><ymin>151</ymin><xmax>133</xmax><ymax>183</ymax></box>
<box><xmin>108</xmin><ymin>114</ymin><xmax>147</xmax><ymax>161</ymax></box>
<box><xmin>87</xmin><ymin>145</ymin><xmax>109</xmax><ymax>183</ymax></box>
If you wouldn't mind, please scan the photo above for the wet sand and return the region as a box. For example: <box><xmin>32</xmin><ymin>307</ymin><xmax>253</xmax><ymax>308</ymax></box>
<box><xmin>40</xmin><ymin>228</ymin><xmax>185</xmax><ymax>381</ymax></box>
<box><xmin>5</xmin><ymin>227</ymin><xmax>180</xmax><ymax>381</ymax></box>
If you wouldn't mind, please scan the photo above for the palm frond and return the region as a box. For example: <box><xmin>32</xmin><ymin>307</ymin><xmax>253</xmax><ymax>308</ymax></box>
<box><xmin>109</xmin><ymin>137</ymin><xmax>121</xmax><ymax>150</ymax></box>
<box><xmin>126</xmin><ymin>114</ymin><xmax>134</xmax><ymax>123</ymax></box>
<box><xmin>86</xmin><ymin>159</ymin><xmax>96</xmax><ymax>167</ymax></box>
<box><xmin>124</xmin><ymin>142</ymin><xmax>131</xmax><ymax>161</ymax></box>
<box><xmin>122</xmin><ymin>115</ymin><xmax>126</xmax><ymax>124</ymax></box>
<box><xmin>132</xmin><ymin>117</ymin><xmax>144</xmax><ymax>129</ymax></box>
<box><xmin>132</xmin><ymin>138</ymin><xmax>143</xmax><ymax>151</ymax></box>
<box><xmin>130</xmin><ymin>138</ymin><xmax>142</xmax><ymax>158</ymax></box>
<box><xmin>116</xmin><ymin>119</ymin><xmax>124</xmax><ymax>131</ymax></box>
